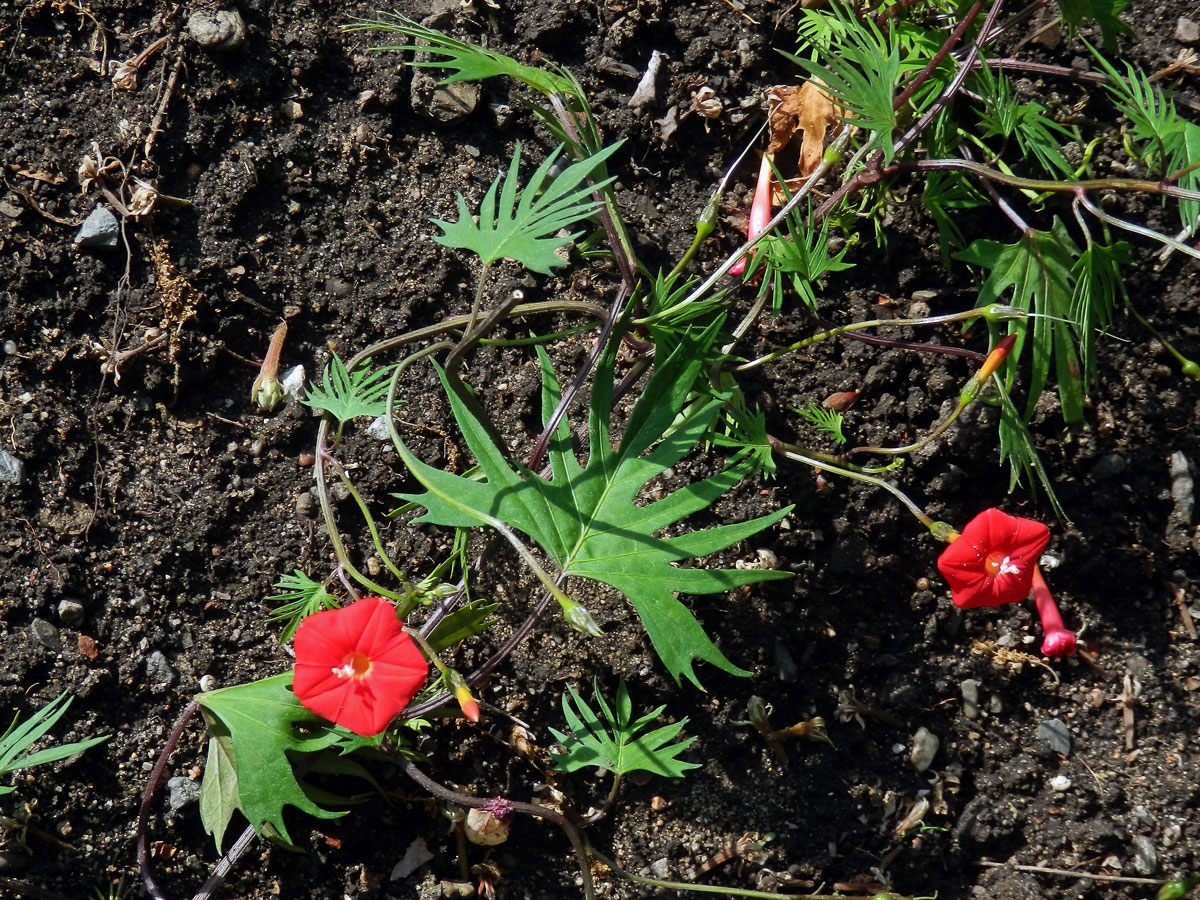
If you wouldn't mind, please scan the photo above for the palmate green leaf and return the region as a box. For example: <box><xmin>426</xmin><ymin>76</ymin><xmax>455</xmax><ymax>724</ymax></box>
<box><xmin>433</xmin><ymin>141</ymin><xmax>621</xmax><ymax>275</ymax></box>
<box><xmin>196</xmin><ymin>673</ymin><xmax>343</xmax><ymax>849</ymax></box>
<box><xmin>1057</xmin><ymin>0</ymin><xmax>1133</xmax><ymax>50</ymax></box>
<box><xmin>795</xmin><ymin>403</ymin><xmax>847</xmax><ymax>445</ymax></box>
<box><xmin>549</xmin><ymin>680</ymin><xmax>698</xmax><ymax>778</ymax></box>
<box><xmin>392</xmin><ymin>324</ymin><xmax>792</xmax><ymax>687</ymax></box>
<box><xmin>302</xmin><ymin>354</ymin><xmax>396</xmax><ymax>425</ymax></box>
<box><xmin>1088</xmin><ymin>46</ymin><xmax>1183</xmax><ymax>173</ymax></box>
<box><xmin>955</xmin><ymin>218</ymin><xmax>1084</xmax><ymax>424</ymax></box>
<box><xmin>266</xmin><ymin>569</ymin><xmax>340</xmax><ymax>642</ymax></box>
<box><xmin>755</xmin><ymin>203</ymin><xmax>853</xmax><ymax>313</ymax></box>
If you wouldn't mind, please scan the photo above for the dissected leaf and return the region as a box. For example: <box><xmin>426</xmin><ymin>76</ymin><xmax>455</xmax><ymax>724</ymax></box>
<box><xmin>432</xmin><ymin>141</ymin><xmax>621</xmax><ymax>275</ymax></box>
<box><xmin>1057</xmin><ymin>0</ymin><xmax>1133</xmax><ymax>49</ymax></box>
<box><xmin>392</xmin><ymin>325</ymin><xmax>792</xmax><ymax>687</ymax></box>
<box><xmin>345</xmin><ymin>14</ymin><xmax>573</xmax><ymax>96</ymax></box>
<box><xmin>549</xmin><ymin>681</ymin><xmax>698</xmax><ymax>778</ymax></box>
<box><xmin>196</xmin><ymin>673</ymin><xmax>345</xmax><ymax>848</ymax></box>
<box><xmin>302</xmin><ymin>355</ymin><xmax>396</xmax><ymax>425</ymax></box>
<box><xmin>266</xmin><ymin>570</ymin><xmax>340</xmax><ymax>642</ymax></box>
<box><xmin>955</xmin><ymin>219</ymin><xmax>1083</xmax><ymax>423</ymax></box>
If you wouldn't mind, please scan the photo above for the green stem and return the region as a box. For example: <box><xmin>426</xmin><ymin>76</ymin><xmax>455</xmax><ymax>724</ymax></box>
<box><xmin>329</xmin><ymin>456</ymin><xmax>414</xmax><ymax>604</ymax></box>
<box><xmin>586</xmin><ymin>844</ymin><xmax>916</xmax><ymax>900</ymax></box>
<box><xmin>846</xmin><ymin>398</ymin><xmax>969</xmax><ymax>458</ymax></box>
<box><xmin>771</xmin><ymin>437</ymin><xmax>935</xmax><ymax>531</ymax></box>
<box><xmin>736</xmin><ymin>305</ymin><xmax>1019</xmax><ymax>372</ymax></box>
<box><xmin>581</xmin><ymin>772</ymin><xmax>623</xmax><ymax>826</ymax></box>
<box><xmin>1122</xmin><ymin>298</ymin><xmax>1200</xmax><ymax>380</ymax></box>
<box><xmin>908</xmin><ymin>157</ymin><xmax>1200</xmax><ymax>203</ymax></box>
<box><xmin>313</xmin><ymin>440</ymin><xmax>406</xmax><ymax>602</ymax></box>
<box><xmin>668</xmin><ymin>129</ymin><xmax>856</xmax><ymax>317</ymax></box>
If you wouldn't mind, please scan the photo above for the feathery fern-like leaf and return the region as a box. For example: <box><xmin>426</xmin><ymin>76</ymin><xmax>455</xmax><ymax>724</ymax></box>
<box><xmin>432</xmin><ymin>141</ymin><xmax>621</xmax><ymax>275</ymax></box>
<box><xmin>549</xmin><ymin>680</ymin><xmax>698</xmax><ymax>778</ymax></box>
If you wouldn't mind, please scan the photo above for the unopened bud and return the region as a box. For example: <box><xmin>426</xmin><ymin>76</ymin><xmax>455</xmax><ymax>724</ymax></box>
<box><xmin>559</xmin><ymin>597</ymin><xmax>603</xmax><ymax>637</ymax></box>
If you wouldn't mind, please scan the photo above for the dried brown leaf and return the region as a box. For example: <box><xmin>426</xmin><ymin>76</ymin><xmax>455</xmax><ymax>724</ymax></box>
<box><xmin>766</xmin><ymin>80</ymin><xmax>842</xmax><ymax>176</ymax></box>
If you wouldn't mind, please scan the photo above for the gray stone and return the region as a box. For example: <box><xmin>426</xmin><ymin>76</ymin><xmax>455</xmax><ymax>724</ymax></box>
<box><xmin>74</xmin><ymin>206</ymin><xmax>119</xmax><ymax>248</ymax></box>
<box><xmin>1176</xmin><ymin>18</ymin><xmax>1199</xmax><ymax>43</ymax></box>
<box><xmin>1169</xmin><ymin>452</ymin><xmax>1193</xmax><ymax>524</ymax></box>
<box><xmin>960</xmin><ymin>679</ymin><xmax>981</xmax><ymax>719</ymax></box>
<box><xmin>165</xmin><ymin>775</ymin><xmax>201</xmax><ymax>810</ymax></box>
<box><xmin>1092</xmin><ymin>453</ymin><xmax>1127</xmax><ymax>480</ymax></box>
<box><xmin>910</xmin><ymin>726</ymin><xmax>939</xmax><ymax>771</ymax></box>
<box><xmin>77</xmin><ymin>205</ymin><xmax>120</xmax><ymax>242</ymax></box>
<box><xmin>411</xmin><ymin>70</ymin><xmax>478</xmax><ymax>122</ymax></box>
<box><xmin>1130</xmin><ymin>834</ymin><xmax>1158</xmax><ymax>875</ymax></box>
<box><xmin>145</xmin><ymin>650</ymin><xmax>177</xmax><ymax>685</ymax></box>
<box><xmin>294</xmin><ymin>492</ymin><xmax>315</xmax><ymax>517</ymax></box>
<box><xmin>57</xmin><ymin>598</ymin><xmax>86</xmax><ymax>626</ymax></box>
<box><xmin>0</xmin><ymin>448</ymin><xmax>25</xmax><ymax>485</ymax></box>
<box><xmin>30</xmin><ymin>618</ymin><xmax>61</xmax><ymax>650</ymax></box>
<box><xmin>1037</xmin><ymin>717</ymin><xmax>1071</xmax><ymax>756</ymax></box>
<box><xmin>187</xmin><ymin>9</ymin><xmax>247</xmax><ymax>50</ymax></box>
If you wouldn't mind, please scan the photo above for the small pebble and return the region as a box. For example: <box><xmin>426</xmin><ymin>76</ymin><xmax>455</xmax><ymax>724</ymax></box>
<box><xmin>165</xmin><ymin>775</ymin><xmax>201</xmax><ymax>810</ymax></box>
<box><xmin>145</xmin><ymin>650</ymin><xmax>178</xmax><ymax>686</ymax></box>
<box><xmin>295</xmin><ymin>492</ymin><xmax>315</xmax><ymax>517</ymax></box>
<box><xmin>2</xmin><ymin>340</ymin><xmax>15</xmax><ymax>355</ymax></box>
<box><xmin>30</xmin><ymin>618</ymin><xmax>61</xmax><ymax>650</ymax></box>
<box><xmin>1049</xmin><ymin>774</ymin><xmax>1071</xmax><ymax>791</ymax></box>
<box><xmin>367</xmin><ymin>415</ymin><xmax>391</xmax><ymax>441</ymax></box>
<box><xmin>1037</xmin><ymin>717</ymin><xmax>1072</xmax><ymax>756</ymax></box>
<box><xmin>910</xmin><ymin>726</ymin><xmax>939</xmax><ymax>772</ymax></box>
<box><xmin>1092</xmin><ymin>453</ymin><xmax>1127</xmax><ymax>480</ymax></box>
<box><xmin>1131</xmin><ymin>834</ymin><xmax>1158</xmax><ymax>875</ymax></box>
<box><xmin>74</xmin><ymin>206</ymin><xmax>119</xmax><ymax>248</ymax></box>
<box><xmin>1168</xmin><ymin>452</ymin><xmax>1193</xmax><ymax>524</ymax></box>
<box><xmin>187</xmin><ymin>9</ymin><xmax>247</xmax><ymax>50</ymax></box>
<box><xmin>0</xmin><ymin>448</ymin><xmax>26</xmax><ymax>485</ymax></box>
<box><xmin>960</xmin><ymin>679</ymin><xmax>981</xmax><ymax>719</ymax></box>
<box><xmin>57</xmin><ymin>598</ymin><xmax>86</xmax><ymax>626</ymax></box>
<box><xmin>648</xmin><ymin>858</ymin><xmax>670</xmax><ymax>880</ymax></box>
<box><xmin>1176</xmin><ymin>17</ymin><xmax>1199</xmax><ymax>43</ymax></box>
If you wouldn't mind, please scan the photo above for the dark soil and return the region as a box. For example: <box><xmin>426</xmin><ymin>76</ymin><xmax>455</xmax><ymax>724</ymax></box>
<box><xmin>1</xmin><ymin>1</ymin><xmax>1199</xmax><ymax>899</ymax></box>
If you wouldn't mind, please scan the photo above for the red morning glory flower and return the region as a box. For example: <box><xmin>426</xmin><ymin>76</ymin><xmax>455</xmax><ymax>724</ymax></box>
<box><xmin>292</xmin><ymin>597</ymin><xmax>428</xmax><ymax>736</ymax></box>
<box><xmin>937</xmin><ymin>507</ymin><xmax>1050</xmax><ymax>609</ymax></box>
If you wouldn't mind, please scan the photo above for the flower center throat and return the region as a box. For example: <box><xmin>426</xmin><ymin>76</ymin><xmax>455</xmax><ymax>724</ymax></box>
<box><xmin>332</xmin><ymin>651</ymin><xmax>372</xmax><ymax>680</ymax></box>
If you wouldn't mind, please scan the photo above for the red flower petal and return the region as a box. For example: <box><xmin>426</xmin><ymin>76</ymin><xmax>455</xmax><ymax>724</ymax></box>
<box><xmin>292</xmin><ymin>597</ymin><xmax>428</xmax><ymax>736</ymax></box>
<box><xmin>937</xmin><ymin>508</ymin><xmax>1050</xmax><ymax>609</ymax></box>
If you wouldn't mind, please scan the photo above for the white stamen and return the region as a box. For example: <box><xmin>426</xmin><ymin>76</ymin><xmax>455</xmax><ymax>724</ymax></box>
<box><xmin>331</xmin><ymin>662</ymin><xmax>356</xmax><ymax>679</ymax></box>
<box><xmin>998</xmin><ymin>556</ymin><xmax>1020</xmax><ymax>576</ymax></box>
